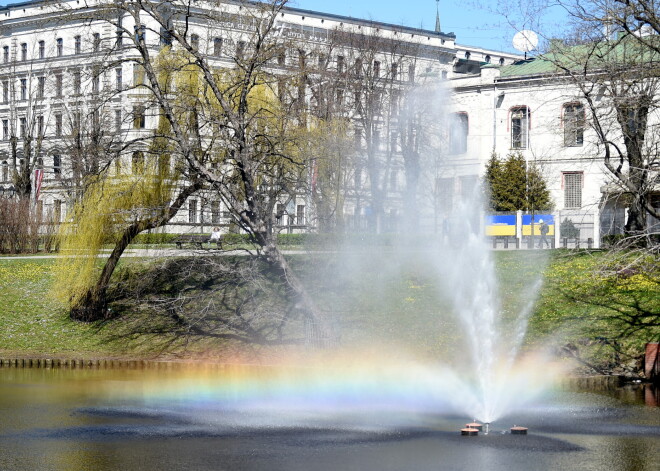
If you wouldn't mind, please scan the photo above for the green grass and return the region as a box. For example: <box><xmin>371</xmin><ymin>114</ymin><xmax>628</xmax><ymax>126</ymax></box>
<box><xmin>0</xmin><ymin>250</ymin><xmax>657</xmax><ymax>371</ymax></box>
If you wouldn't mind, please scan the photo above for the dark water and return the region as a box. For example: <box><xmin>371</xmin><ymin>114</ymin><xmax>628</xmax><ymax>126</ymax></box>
<box><xmin>0</xmin><ymin>367</ymin><xmax>658</xmax><ymax>471</ymax></box>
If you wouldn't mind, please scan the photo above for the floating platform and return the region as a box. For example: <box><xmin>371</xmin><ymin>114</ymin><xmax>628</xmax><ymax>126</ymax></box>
<box><xmin>465</xmin><ymin>422</ymin><xmax>483</xmax><ymax>431</ymax></box>
<box><xmin>461</xmin><ymin>428</ymin><xmax>479</xmax><ymax>436</ymax></box>
<box><xmin>510</xmin><ymin>426</ymin><xmax>528</xmax><ymax>435</ymax></box>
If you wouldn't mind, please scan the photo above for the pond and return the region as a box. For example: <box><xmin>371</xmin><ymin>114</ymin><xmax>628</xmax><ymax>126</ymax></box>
<box><xmin>0</xmin><ymin>366</ymin><xmax>658</xmax><ymax>471</ymax></box>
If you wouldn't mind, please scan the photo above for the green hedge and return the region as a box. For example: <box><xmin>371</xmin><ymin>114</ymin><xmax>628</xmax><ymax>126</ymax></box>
<box><xmin>132</xmin><ymin>231</ymin><xmax>434</xmax><ymax>247</ymax></box>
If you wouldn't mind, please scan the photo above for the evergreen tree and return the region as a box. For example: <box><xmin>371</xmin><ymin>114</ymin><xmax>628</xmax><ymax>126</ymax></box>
<box><xmin>484</xmin><ymin>152</ymin><xmax>552</xmax><ymax>212</ymax></box>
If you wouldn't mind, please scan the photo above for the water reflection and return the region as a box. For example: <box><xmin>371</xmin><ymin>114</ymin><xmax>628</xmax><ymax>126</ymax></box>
<box><xmin>0</xmin><ymin>367</ymin><xmax>658</xmax><ymax>471</ymax></box>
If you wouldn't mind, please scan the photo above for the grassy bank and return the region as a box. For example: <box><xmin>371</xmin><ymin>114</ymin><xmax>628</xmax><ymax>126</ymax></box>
<box><xmin>0</xmin><ymin>250</ymin><xmax>657</xmax><ymax>371</ymax></box>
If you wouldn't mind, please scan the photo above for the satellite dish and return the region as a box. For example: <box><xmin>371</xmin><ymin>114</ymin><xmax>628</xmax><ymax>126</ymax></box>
<box><xmin>512</xmin><ymin>30</ymin><xmax>539</xmax><ymax>53</ymax></box>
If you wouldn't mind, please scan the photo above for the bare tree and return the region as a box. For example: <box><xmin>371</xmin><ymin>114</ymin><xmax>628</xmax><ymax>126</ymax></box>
<box><xmin>64</xmin><ymin>0</ymin><xmax>334</xmax><ymax>338</ymax></box>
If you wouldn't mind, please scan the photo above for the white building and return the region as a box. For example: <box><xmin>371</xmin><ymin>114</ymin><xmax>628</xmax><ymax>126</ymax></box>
<box><xmin>7</xmin><ymin>0</ymin><xmax>643</xmax><ymax>242</ymax></box>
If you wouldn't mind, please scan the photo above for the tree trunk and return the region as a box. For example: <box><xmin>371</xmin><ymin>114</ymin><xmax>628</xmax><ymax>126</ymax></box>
<box><xmin>69</xmin><ymin>223</ymin><xmax>139</xmax><ymax>321</ymax></box>
<box><xmin>261</xmin><ymin>240</ymin><xmax>332</xmax><ymax>344</ymax></box>
<box><xmin>70</xmin><ymin>180</ymin><xmax>203</xmax><ymax>322</ymax></box>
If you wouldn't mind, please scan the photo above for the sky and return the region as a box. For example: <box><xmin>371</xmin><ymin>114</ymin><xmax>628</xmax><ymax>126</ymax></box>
<box><xmin>292</xmin><ymin>0</ymin><xmax>570</xmax><ymax>53</ymax></box>
<box><xmin>0</xmin><ymin>0</ymin><xmax>570</xmax><ymax>53</ymax></box>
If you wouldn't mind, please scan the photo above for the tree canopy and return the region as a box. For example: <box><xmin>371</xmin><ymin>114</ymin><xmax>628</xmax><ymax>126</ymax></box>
<box><xmin>484</xmin><ymin>152</ymin><xmax>553</xmax><ymax>212</ymax></box>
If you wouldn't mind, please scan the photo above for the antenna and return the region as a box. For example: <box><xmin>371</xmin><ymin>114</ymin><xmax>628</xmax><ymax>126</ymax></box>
<box><xmin>512</xmin><ymin>30</ymin><xmax>538</xmax><ymax>59</ymax></box>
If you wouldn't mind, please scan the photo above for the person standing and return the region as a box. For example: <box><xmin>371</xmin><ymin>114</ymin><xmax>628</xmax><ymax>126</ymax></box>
<box><xmin>538</xmin><ymin>219</ymin><xmax>550</xmax><ymax>248</ymax></box>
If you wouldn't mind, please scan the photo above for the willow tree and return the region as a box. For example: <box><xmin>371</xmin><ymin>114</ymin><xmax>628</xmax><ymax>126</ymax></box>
<box><xmin>53</xmin><ymin>41</ymin><xmax>206</xmax><ymax>321</ymax></box>
<box><xmin>64</xmin><ymin>0</ymin><xmax>332</xmax><ymax>337</ymax></box>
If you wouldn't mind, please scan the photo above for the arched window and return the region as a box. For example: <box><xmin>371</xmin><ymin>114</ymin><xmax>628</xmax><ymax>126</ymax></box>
<box><xmin>499</xmin><ymin>57</ymin><xmax>505</xmax><ymax>66</ymax></box>
<box><xmin>449</xmin><ymin>112</ymin><xmax>469</xmax><ymax>154</ymax></box>
<box><xmin>485</xmin><ymin>55</ymin><xmax>491</xmax><ymax>63</ymax></box>
<box><xmin>52</xmin><ymin>154</ymin><xmax>61</xmax><ymax>175</ymax></box>
<box><xmin>465</xmin><ymin>51</ymin><xmax>471</xmax><ymax>60</ymax></box>
<box><xmin>563</xmin><ymin>103</ymin><xmax>585</xmax><ymax>146</ymax></box>
<box><xmin>510</xmin><ymin>107</ymin><xmax>529</xmax><ymax>149</ymax></box>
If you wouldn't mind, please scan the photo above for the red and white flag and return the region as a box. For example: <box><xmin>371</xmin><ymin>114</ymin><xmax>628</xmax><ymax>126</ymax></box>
<box><xmin>34</xmin><ymin>168</ymin><xmax>44</xmax><ymax>201</ymax></box>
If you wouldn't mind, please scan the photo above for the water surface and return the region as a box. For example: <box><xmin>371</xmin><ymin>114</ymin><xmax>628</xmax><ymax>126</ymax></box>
<box><xmin>0</xmin><ymin>367</ymin><xmax>658</xmax><ymax>471</ymax></box>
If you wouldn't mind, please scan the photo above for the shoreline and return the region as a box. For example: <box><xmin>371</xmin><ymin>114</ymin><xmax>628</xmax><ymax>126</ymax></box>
<box><xmin>0</xmin><ymin>356</ymin><xmax>651</xmax><ymax>385</ymax></box>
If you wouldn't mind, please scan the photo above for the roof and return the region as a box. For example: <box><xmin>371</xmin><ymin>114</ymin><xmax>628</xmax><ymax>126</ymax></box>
<box><xmin>0</xmin><ymin>0</ymin><xmax>457</xmax><ymax>39</ymax></box>
<box><xmin>497</xmin><ymin>33</ymin><xmax>660</xmax><ymax>78</ymax></box>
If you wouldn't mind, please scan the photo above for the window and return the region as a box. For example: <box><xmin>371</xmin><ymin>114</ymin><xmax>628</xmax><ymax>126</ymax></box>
<box><xmin>563</xmin><ymin>172</ymin><xmax>583</xmax><ymax>208</ymax></box>
<box><xmin>408</xmin><ymin>64</ymin><xmax>415</xmax><ymax>82</ymax></box>
<box><xmin>131</xmin><ymin>151</ymin><xmax>144</xmax><ymax>174</ymax></box>
<box><xmin>53</xmin><ymin>154</ymin><xmax>61</xmax><ymax>175</ymax></box>
<box><xmin>20</xmin><ymin>78</ymin><xmax>27</xmax><ymax>100</ymax></box>
<box><xmin>277</xmin><ymin>49</ymin><xmax>286</xmax><ymax>65</ymax></box>
<box><xmin>37</xmin><ymin>76</ymin><xmax>45</xmax><ymax>98</ymax></box>
<box><xmin>2</xmin><ymin>81</ymin><xmax>7</xmax><ymax>103</ymax></box>
<box><xmin>116</xmin><ymin>15</ymin><xmax>124</xmax><ymax>47</ymax></box>
<box><xmin>115</xmin><ymin>67</ymin><xmax>123</xmax><ymax>91</ymax></box>
<box><xmin>460</xmin><ymin>175</ymin><xmax>479</xmax><ymax>199</ymax></box>
<box><xmin>354</xmin><ymin>127</ymin><xmax>362</xmax><ymax>149</ymax></box>
<box><xmin>53</xmin><ymin>199</ymin><xmax>62</xmax><ymax>222</ymax></box>
<box><xmin>56</xmin><ymin>38</ymin><xmax>63</xmax><ymax>56</ymax></box>
<box><xmin>159</xmin><ymin>27</ymin><xmax>172</xmax><ymax>47</ymax></box>
<box><xmin>449</xmin><ymin>113</ymin><xmax>469</xmax><ymax>154</ymax></box>
<box><xmin>510</xmin><ymin>107</ymin><xmax>529</xmax><ymax>149</ymax></box>
<box><xmin>354</xmin><ymin>58</ymin><xmax>362</xmax><ymax>77</ymax></box>
<box><xmin>296</xmin><ymin>205</ymin><xmax>305</xmax><ymax>225</ymax></box>
<box><xmin>499</xmin><ymin>57</ymin><xmax>505</xmax><ymax>66</ymax></box>
<box><xmin>485</xmin><ymin>55</ymin><xmax>491</xmax><ymax>63</ymax></box>
<box><xmin>74</xmin><ymin>35</ymin><xmax>81</xmax><ymax>54</ymax></box>
<box><xmin>115</xmin><ymin>109</ymin><xmax>122</xmax><ymax>132</ymax></box>
<box><xmin>133</xmin><ymin>105</ymin><xmax>145</xmax><ymax>129</ymax></box>
<box><xmin>337</xmin><ymin>55</ymin><xmax>344</xmax><ymax>73</ymax></box>
<box><xmin>2</xmin><ymin>120</ymin><xmax>8</xmax><ymax>140</ymax></box>
<box><xmin>92</xmin><ymin>67</ymin><xmax>100</xmax><ymax>93</ymax></box>
<box><xmin>373</xmin><ymin>60</ymin><xmax>380</xmax><ymax>78</ymax></box>
<box><xmin>72</xmin><ymin>70</ymin><xmax>81</xmax><ymax>95</ymax></box>
<box><xmin>236</xmin><ymin>40</ymin><xmax>245</xmax><ymax>58</ymax></box>
<box><xmin>21</xmin><ymin>43</ymin><xmax>27</xmax><ymax>61</ymax></box>
<box><xmin>72</xmin><ymin>112</ymin><xmax>81</xmax><ymax>136</ymax></box>
<box><xmin>372</xmin><ymin>129</ymin><xmax>381</xmax><ymax>150</ymax></box>
<box><xmin>213</xmin><ymin>37</ymin><xmax>223</xmax><ymax>56</ymax></box>
<box><xmin>335</xmin><ymin>89</ymin><xmax>344</xmax><ymax>106</ymax></box>
<box><xmin>563</xmin><ymin>103</ymin><xmax>585</xmax><ymax>146</ymax></box>
<box><xmin>37</xmin><ymin>115</ymin><xmax>44</xmax><ymax>136</ymax></box>
<box><xmin>3</xmin><ymin>46</ymin><xmax>8</xmax><ymax>63</ymax></box>
<box><xmin>54</xmin><ymin>113</ymin><xmax>62</xmax><ymax>136</ymax></box>
<box><xmin>133</xmin><ymin>63</ymin><xmax>145</xmax><ymax>86</ymax></box>
<box><xmin>158</xmin><ymin>153</ymin><xmax>170</xmax><ymax>176</ymax></box>
<box><xmin>390</xmin><ymin>90</ymin><xmax>400</xmax><ymax>116</ymax></box>
<box><xmin>19</xmin><ymin>117</ymin><xmax>26</xmax><ymax>137</ymax></box>
<box><xmin>465</xmin><ymin>51</ymin><xmax>471</xmax><ymax>60</ymax></box>
<box><xmin>1</xmin><ymin>161</ymin><xmax>7</xmax><ymax>181</ymax></box>
<box><xmin>55</xmin><ymin>73</ymin><xmax>63</xmax><ymax>97</ymax></box>
<box><xmin>190</xmin><ymin>34</ymin><xmax>199</xmax><ymax>51</ymax></box>
<box><xmin>93</xmin><ymin>33</ymin><xmax>101</xmax><ymax>52</ymax></box>
<box><xmin>276</xmin><ymin>203</ymin><xmax>284</xmax><ymax>224</ymax></box>
<box><xmin>188</xmin><ymin>199</ymin><xmax>198</xmax><ymax>223</ymax></box>
<box><xmin>391</xmin><ymin>62</ymin><xmax>398</xmax><ymax>80</ymax></box>
<box><xmin>354</xmin><ymin>90</ymin><xmax>361</xmax><ymax>109</ymax></box>
<box><xmin>390</xmin><ymin>130</ymin><xmax>398</xmax><ymax>152</ymax></box>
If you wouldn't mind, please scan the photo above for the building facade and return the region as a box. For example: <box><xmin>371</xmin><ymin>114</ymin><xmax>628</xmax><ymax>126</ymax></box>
<box><xmin>5</xmin><ymin>0</ymin><xmax>645</xmax><ymax>242</ymax></box>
